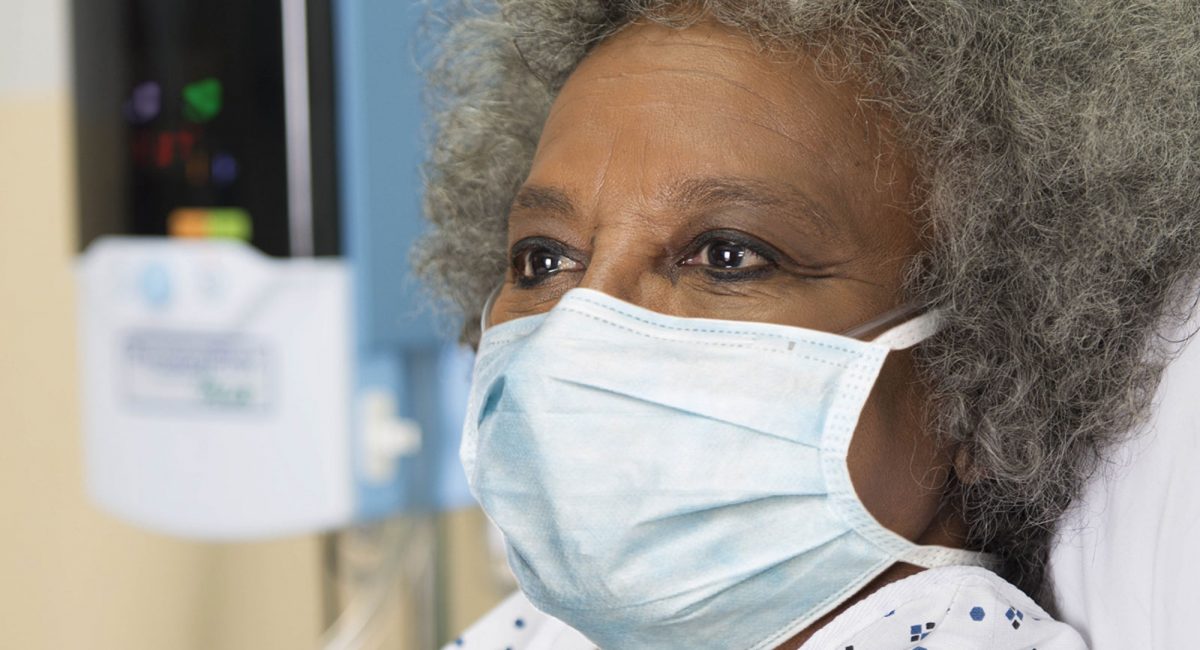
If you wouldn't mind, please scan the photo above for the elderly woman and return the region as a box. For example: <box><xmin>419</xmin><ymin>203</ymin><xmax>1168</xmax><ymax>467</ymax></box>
<box><xmin>419</xmin><ymin>1</ymin><xmax>1200</xmax><ymax>648</ymax></box>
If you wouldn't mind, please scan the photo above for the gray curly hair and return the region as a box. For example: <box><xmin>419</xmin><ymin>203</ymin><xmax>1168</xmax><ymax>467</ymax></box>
<box><xmin>416</xmin><ymin>0</ymin><xmax>1200</xmax><ymax>603</ymax></box>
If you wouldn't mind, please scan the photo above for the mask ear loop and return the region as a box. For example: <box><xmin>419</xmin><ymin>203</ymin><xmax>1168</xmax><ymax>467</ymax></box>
<box><xmin>840</xmin><ymin>302</ymin><xmax>942</xmax><ymax>350</ymax></box>
<box><xmin>479</xmin><ymin>284</ymin><xmax>503</xmax><ymax>333</ymax></box>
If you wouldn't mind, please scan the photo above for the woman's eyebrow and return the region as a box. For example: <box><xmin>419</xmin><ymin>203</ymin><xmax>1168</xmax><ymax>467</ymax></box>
<box><xmin>669</xmin><ymin>176</ymin><xmax>839</xmax><ymax>238</ymax></box>
<box><xmin>511</xmin><ymin>176</ymin><xmax>839</xmax><ymax>238</ymax></box>
<box><xmin>512</xmin><ymin>185</ymin><xmax>577</xmax><ymax>218</ymax></box>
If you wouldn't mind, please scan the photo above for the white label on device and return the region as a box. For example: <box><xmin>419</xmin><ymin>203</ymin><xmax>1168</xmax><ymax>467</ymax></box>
<box><xmin>122</xmin><ymin>330</ymin><xmax>272</xmax><ymax>411</ymax></box>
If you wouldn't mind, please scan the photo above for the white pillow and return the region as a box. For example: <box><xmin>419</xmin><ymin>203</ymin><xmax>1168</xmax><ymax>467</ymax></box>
<box><xmin>1049</xmin><ymin>312</ymin><xmax>1200</xmax><ymax>648</ymax></box>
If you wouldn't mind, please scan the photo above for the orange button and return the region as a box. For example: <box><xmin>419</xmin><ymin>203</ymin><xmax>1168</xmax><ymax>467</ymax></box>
<box><xmin>168</xmin><ymin>207</ymin><xmax>251</xmax><ymax>240</ymax></box>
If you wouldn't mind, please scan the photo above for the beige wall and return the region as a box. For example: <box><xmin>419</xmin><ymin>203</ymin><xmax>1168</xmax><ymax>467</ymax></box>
<box><xmin>0</xmin><ymin>0</ymin><xmax>327</xmax><ymax>643</ymax></box>
<box><xmin>0</xmin><ymin>87</ymin><xmax>326</xmax><ymax>650</ymax></box>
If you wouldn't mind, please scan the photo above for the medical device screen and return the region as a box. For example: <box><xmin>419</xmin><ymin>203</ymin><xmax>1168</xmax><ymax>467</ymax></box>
<box><xmin>73</xmin><ymin>0</ymin><xmax>339</xmax><ymax>257</ymax></box>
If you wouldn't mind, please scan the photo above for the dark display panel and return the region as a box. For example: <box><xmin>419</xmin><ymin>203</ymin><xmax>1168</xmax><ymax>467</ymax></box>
<box><xmin>73</xmin><ymin>0</ymin><xmax>340</xmax><ymax>257</ymax></box>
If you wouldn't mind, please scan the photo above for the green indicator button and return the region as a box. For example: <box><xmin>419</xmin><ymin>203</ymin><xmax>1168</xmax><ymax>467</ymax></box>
<box><xmin>183</xmin><ymin>78</ymin><xmax>223</xmax><ymax>123</ymax></box>
<box><xmin>169</xmin><ymin>207</ymin><xmax>252</xmax><ymax>241</ymax></box>
<box><xmin>207</xmin><ymin>208</ymin><xmax>252</xmax><ymax>240</ymax></box>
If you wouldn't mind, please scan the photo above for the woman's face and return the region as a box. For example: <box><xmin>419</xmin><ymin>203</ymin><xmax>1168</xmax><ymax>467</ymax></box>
<box><xmin>489</xmin><ymin>17</ymin><xmax>964</xmax><ymax>636</ymax></box>
<box><xmin>493</xmin><ymin>21</ymin><xmax>921</xmax><ymax>331</ymax></box>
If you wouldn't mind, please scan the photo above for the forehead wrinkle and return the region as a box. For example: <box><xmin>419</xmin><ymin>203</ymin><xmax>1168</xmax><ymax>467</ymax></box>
<box><xmin>571</xmin><ymin>66</ymin><xmax>799</xmax><ymax>124</ymax></box>
<box><xmin>664</xmin><ymin>175</ymin><xmax>842</xmax><ymax>241</ymax></box>
<box><xmin>544</xmin><ymin>96</ymin><xmax>825</xmax><ymax>158</ymax></box>
<box><xmin>589</xmin><ymin>120</ymin><xmax>625</xmax><ymax>216</ymax></box>
<box><xmin>553</xmin><ymin>67</ymin><xmax>838</xmax><ymax>161</ymax></box>
<box><xmin>585</xmin><ymin>67</ymin><xmax>776</xmax><ymax>106</ymax></box>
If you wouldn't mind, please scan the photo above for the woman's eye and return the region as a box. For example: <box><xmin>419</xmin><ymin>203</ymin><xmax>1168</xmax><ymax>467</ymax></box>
<box><xmin>514</xmin><ymin>246</ymin><xmax>583</xmax><ymax>283</ymax></box>
<box><xmin>681</xmin><ymin>239</ymin><xmax>771</xmax><ymax>270</ymax></box>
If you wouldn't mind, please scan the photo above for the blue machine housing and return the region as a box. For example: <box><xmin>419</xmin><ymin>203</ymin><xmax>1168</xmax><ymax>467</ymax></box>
<box><xmin>336</xmin><ymin>0</ymin><xmax>473</xmax><ymax>518</ymax></box>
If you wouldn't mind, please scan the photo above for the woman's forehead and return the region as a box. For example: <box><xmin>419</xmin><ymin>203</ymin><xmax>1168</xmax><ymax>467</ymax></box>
<box><xmin>545</xmin><ymin>21</ymin><xmax>865</xmax><ymax>157</ymax></box>
<box><xmin>527</xmin><ymin>20</ymin><xmax>914</xmax><ymax>243</ymax></box>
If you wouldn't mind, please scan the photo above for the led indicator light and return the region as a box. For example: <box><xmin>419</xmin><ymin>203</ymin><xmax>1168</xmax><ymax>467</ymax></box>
<box><xmin>185</xmin><ymin>151</ymin><xmax>210</xmax><ymax>186</ymax></box>
<box><xmin>183</xmin><ymin>78</ymin><xmax>223</xmax><ymax>123</ymax></box>
<box><xmin>211</xmin><ymin>152</ymin><xmax>239</xmax><ymax>186</ymax></box>
<box><xmin>156</xmin><ymin>133</ymin><xmax>174</xmax><ymax>168</ymax></box>
<box><xmin>132</xmin><ymin>130</ymin><xmax>196</xmax><ymax>169</ymax></box>
<box><xmin>168</xmin><ymin>208</ymin><xmax>252</xmax><ymax>241</ymax></box>
<box><xmin>123</xmin><ymin>81</ymin><xmax>161</xmax><ymax>125</ymax></box>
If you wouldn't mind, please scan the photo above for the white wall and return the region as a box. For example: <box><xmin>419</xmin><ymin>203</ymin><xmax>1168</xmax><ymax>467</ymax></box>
<box><xmin>0</xmin><ymin>0</ymin><xmax>67</xmax><ymax>96</ymax></box>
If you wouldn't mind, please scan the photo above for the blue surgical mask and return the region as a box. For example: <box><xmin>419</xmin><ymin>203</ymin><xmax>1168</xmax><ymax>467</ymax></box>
<box><xmin>462</xmin><ymin>288</ymin><xmax>990</xmax><ymax>650</ymax></box>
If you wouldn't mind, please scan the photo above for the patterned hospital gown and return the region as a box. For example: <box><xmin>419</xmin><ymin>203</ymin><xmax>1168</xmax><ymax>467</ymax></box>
<box><xmin>443</xmin><ymin>566</ymin><xmax>1088</xmax><ymax>649</ymax></box>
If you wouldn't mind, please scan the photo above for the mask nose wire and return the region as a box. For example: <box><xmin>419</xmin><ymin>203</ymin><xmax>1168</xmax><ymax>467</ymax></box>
<box><xmin>482</xmin><ymin>283</ymin><xmax>928</xmax><ymax>342</ymax></box>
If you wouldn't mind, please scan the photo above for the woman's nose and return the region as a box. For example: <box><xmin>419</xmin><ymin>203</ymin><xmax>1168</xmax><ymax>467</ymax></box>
<box><xmin>573</xmin><ymin>225</ymin><xmax>672</xmax><ymax>313</ymax></box>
